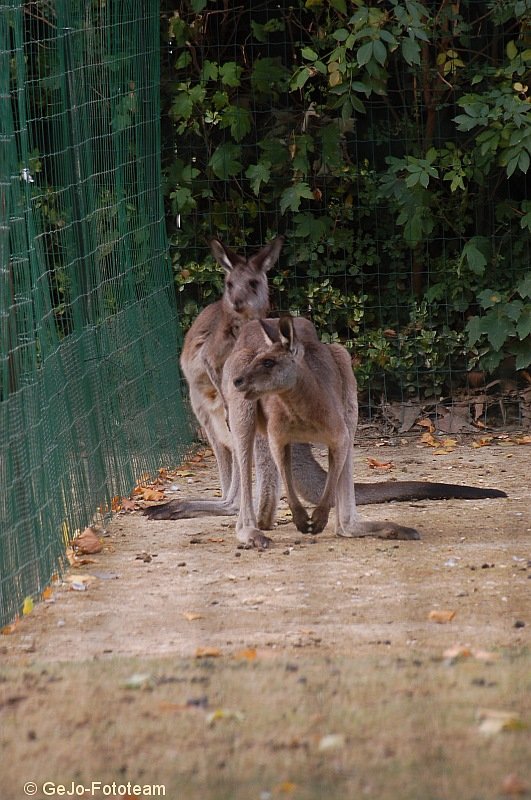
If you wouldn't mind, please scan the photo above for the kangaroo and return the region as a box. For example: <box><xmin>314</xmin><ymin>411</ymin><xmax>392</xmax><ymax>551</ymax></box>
<box><xmin>144</xmin><ymin>237</ymin><xmax>506</xmax><ymax>524</ymax></box>
<box><xmin>224</xmin><ymin>315</ymin><xmax>420</xmax><ymax>546</ymax></box>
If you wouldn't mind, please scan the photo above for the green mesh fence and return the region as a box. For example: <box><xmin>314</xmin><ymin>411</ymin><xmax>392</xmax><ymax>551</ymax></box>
<box><xmin>0</xmin><ymin>1</ymin><xmax>192</xmax><ymax>628</ymax></box>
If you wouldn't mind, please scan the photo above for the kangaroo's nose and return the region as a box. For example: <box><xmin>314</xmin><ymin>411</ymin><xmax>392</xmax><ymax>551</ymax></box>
<box><xmin>233</xmin><ymin>376</ymin><xmax>244</xmax><ymax>388</ymax></box>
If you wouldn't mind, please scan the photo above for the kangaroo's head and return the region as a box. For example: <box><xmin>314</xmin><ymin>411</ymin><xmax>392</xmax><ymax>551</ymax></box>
<box><xmin>233</xmin><ymin>315</ymin><xmax>304</xmax><ymax>401</ymax></box>
<box><xmin>209</xmin><ymin>236</ymin><xmax>284</xmax><ymax>321</ymax></box>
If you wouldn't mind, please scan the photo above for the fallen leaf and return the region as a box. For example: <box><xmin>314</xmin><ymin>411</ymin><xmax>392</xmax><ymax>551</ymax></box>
<box><xmin>501</xmin><ymin>773</ymin><xmax>529</xmax><ymax>795</ymax></box>
<box><xmin>206</xmin><ymin>708</ymin><xmax>244</xmax><ymax>726</ymax></box>
<box><xmin>121</xmin><ymin>497</ymin><xmax>137</xmax><ymax>512</ymax></box>
<box><xmin>111</xmin><ymin>495</ymin><xmax>122</xmax><ymax>512</ymax></box>
<box><xmin>73</xmin><ymin>526</ymin><xmax>103</xmax><ymax>555</ymax></box>
<box><xmin>443</xmin><ymin>645</ymin><xmax>472</xmax><ymax>661</ymax></box>
<box><xmin>367</xmin><ymin>457</ymin><xmax>394</xmax><ymax>470</ymax></box>
<box><xmin>428</xmin><ymin>609</ymin><xmax>456</xmax><ymax>624</ymax></box>
<box><xmin>1</xmin><ymin>619</ymin><xmax>19</xmax><ymax>635</ymax></box>
<box><xmin>273</xmin><ymin>781</ymin><xmax>298</xmax><ymax>795</ymax></box>
<box><xmin>318</xmin><ymin>733</ymin><xmax>345</xmax><ymax>751</ymax></box>
<box><xmin>22</xmin><ymin>597</ymin><xmax>34</xmax><ymax>616</ymax></box>
<box><xmin>417</xmin><ymin>418</ymin><xmax>435</xmax><ymax>432</ymax></box>
<box><xmin>42</xmin><ymin>586</ymin><xmax>54</xmax><ymax>601</ymax></box>
<box><xmin>142</xmin><ymin>488</ymin><xmax>165</xmax><ymax>502</ymax></box>
<box><xmin>233</xmin><ymin>648</ymin><xmax>257</xmax><ymax>661</ymax></box>
<box><xmin>477</xmin><ymin>709</ymin><xmax>526</xmax><ymax>735</ymax></box>
<box><xmin>420</xmin><ymin>432</ymin><xmax>439</xmax><ymax>447</ymax></box>
<box><xmin>195</xmin><ymin>647</ymin><xmax>222</xmax><ymax>659</ymax></box>
<box><xmin>472</xmin><ymin>436</ymin><xmax>494</xmax><ymax>448</ymax></box>
<box><xmin>124</xmin><ymin>673</ymin><xmax>155</xmax><ymax>690</ymax></box>
<box><xmin>514</xmin><ymin>435</ymin><xmax>531</xmax><ymax>445</ymax></box>
<box><xmin>182</xmin><ymin>612</ymin><xmax>204</xmax><ymax>621</ymax></box>
<box><xmin>207</xmin><ymin>537</ymin><xmax>225</xmax><ymax>543</ymax></box>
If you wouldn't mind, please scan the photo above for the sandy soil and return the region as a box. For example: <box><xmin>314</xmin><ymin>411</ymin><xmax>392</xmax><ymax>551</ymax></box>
<box><xmin>0</xmin><ymin>435</ymin><xmax>529</xmax><ymax>800</ymax></box>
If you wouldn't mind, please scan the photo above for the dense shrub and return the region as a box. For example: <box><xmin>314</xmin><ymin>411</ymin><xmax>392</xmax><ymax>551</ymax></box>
<box><xmin>160</xmin><ymin>0</ymin><xmax>531</xmax><ymax>401</ymax></box>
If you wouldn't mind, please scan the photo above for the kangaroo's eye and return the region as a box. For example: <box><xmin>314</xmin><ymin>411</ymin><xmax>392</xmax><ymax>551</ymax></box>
<box><xmin>262</xmin><ymin>359</ymin><xmax>275</xmax><ymax>368</ymax></box>
<box><xmin>248</xmin><ymin>279</ymin><xmax>259</xmax><ymax>290</ymax></box>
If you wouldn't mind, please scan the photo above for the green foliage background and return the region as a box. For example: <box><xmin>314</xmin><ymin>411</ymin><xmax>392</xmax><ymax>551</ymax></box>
<box><xmin>160</xmin><ymin>0</ymin><xmax>531</xmax><ymax>403</ymax></box>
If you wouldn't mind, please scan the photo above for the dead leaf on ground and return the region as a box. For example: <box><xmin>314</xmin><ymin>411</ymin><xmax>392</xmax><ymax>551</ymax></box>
<box><xmin>120</xmin><ymin>497</ymin><xmax>138</xmax><ymax>512</ymax></box>
<box><xmin>195</xmin><ymin>646</ymin><xmax>222</xmax><ymax>659</ymax></box>
<box><xmin>1</xmin><ymin>619</ymin><xmax>19</xmax><ymax>635</ymax></box>
<box><xmin>367</xmin><ymin>457</ymin><xmax>394</xmax><ymax>470</ymax></box>
<box><xmin>233</xmin><ymin>647</ymin><xmax>257</xmax><ymax>661</ymax></box>
<box><xmin>417</xmin><ymin>418</ymin><xmax>435</xmax><ymax>432</ymax></box>
<box><xmin>477</xmin><ymin>709</ymin><xmax>526</xmax><ymax>735</ymax></box>
<box><xmin>73</xmin><ymin>526</ymin><xmax>103</xmax><ymax>555</ymax></box>
<box><xmin>141</xmin><ymin>488</ymin><xmax>166</xmax><ymax>502</ymax></box>
<box><xmin>420</xmin><ymin>432</ymin><xmax>439</xmax><ymax>447</ymax></box>
<box><xmin>182</xmin><ymin>612</ymin><xmax>204</xmax><ymax>621</ymax></box>
<box><xmin>272</xmin><ymin>781</ymin><xmax>298</xmax><ymax>795</ymax></box>
<box><xmin>429</xmin><ymin>609</ymin><xmax>456</xmax><ymax>624</ymax></box>
<box><xmin>206</xmin><ymin>708</ymin><xmax>244</xmax><ymax>726</ymax></box>
<box><xmin>501</xmin><ymin>773</ymin><xmax>529</xmax><ymax>795</ymax></box>
<box><xmin>472</xmin><ymin>436</ymin><xmax>494</xmax><ymax>448</ymax></box>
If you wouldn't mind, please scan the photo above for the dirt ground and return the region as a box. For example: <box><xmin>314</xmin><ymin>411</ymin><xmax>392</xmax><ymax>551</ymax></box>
<box><xmin>0</xmin><ymin>434</ymin><xmax>529</xmax><ymax>800</ymax></box>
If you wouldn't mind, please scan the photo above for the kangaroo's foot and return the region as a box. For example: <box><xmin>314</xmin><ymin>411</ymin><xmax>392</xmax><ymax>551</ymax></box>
<box><xmin>337</xmin><ymin>519</ymin><xmax>421</xmax><ymax>541</ymax></box>
<box><xmin>237</xmin><ymin>526</ymin><xmax>273</xmax><ymax>549</ymax></box>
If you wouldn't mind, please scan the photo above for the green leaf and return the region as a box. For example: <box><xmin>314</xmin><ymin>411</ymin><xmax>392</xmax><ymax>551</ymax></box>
<box><xmin>333</xmin><ymin>28</ymin><xmax>350</xmax><ymax>41</ymax></box>
<box><xmin>517</xmin><ymin>273</ymin><xmax>531</xmax><ymax>299</ymax></box>
<box><xmin>330</xmin><ymin>0</ymin><xmax>347</xmax><ymax>13</ymax></box>
<box><xmin>478</xmin><ymin>289</ymin><xmax>502</xmax><ymax>309</ymax></box>
<box><xmin>301</xmin><ymin>47</ymin><xmax>319</xmax><ymax>61</ymax></box>
<box><xmin>280</xmin><ymin>182</ymin><xmax>315</xmax><ymax>214</ymax></box>
<box><xmin>462</xmin><ymin>241</ymin><xmax>487</xmax><ymax>275</ymax></box>
<box><xmin>219</xmin><ymin>62</ymin><xmax>242</xmax><ymax>87</ymax></box>
<box><xmin>513</xmin><ymin>339</ymin><xmax>531</xmax><ymax>370</ymax></box>
<box><xmin>401</xmin><ymin>37</ymin><xmax>420</xmax><ymax>65</ymax></box>
<box><xmin>482</xmin><ymin>312</ymin><xmax>515</xmax><ymax>351</ymax></box>
<box><xmin>220</xmin><ymin>105</ymin><xmax>252</xmax><ymax>142</ymax></box>
<box><xmin>373</xmin><ymin>39</ymin><xmax>387</xmax><ymax>66</ymax></box>
<box><xmin>516</xmin><ymin>307</ymin><xmax>531</xmax><ymax>340</ymax></box>
<box><xmin>170</xmin><ymin>91</ymin><xmax>193</xmax><ymax>121</ymax></box>
<box><xmin>208</xmin><ymin>143</ymin><xmax>242</xmax><ymax>179</ymax></box>
<box><xmin>291</xmin><ymin>67</ymin><xmax>311</xmax><ymax>90</ymax></box>
<box><xmin>245</xmin><ymin>161</ymin><xmax>271</xmax><ymax>195</ymax></box>
<box><xmin>506</xmin><ymin>40</ymin><xmax>518</xmax><ymax>61</ymax></box>
<box><xmin>465</xmin><ymin>315</ymin><xmax>484</xmax><ymax>346</ymax></box>
<box><xmin>357</xmin><ymin>41</ymin><xmax>373</xmax><ymax>67</ymax></box>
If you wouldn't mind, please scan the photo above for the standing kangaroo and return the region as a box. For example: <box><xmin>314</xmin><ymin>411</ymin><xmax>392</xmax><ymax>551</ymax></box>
<box><xmin>224</xmin><ymin>315</ymin><xmax>420</xmax><ymax>546</ymax></box>
<box><xmin>145</xmin><ymin>237</ymin><xmax>505</xmax><ymax>526</ymax></box>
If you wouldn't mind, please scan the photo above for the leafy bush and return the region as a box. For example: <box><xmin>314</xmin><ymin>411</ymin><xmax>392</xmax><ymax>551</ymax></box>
<box><xmin>160</xmin><ymin>0</ymin><xmax>531</xmax><ymax>401</ymax></box>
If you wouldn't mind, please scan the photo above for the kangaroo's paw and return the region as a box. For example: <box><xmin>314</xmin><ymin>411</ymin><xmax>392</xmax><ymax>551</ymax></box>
<box><xmin>337</xmin><ymin>520</ymin><xmax>421</xmax><ymax>541</ymax></box>
<box><xmin>237</xmin><ymin>527</ymin><xmax>273</xmax><ymax>549</ymax></box>
<box><xmin>143</xmin><ymin>501</ymin><xmax>187</xmax><ymax>520</ymax></box>
<box><xmin>308</xmin><ymin>505</ymin><xmax>331</xmax><ymax>535</ymax></box>
<box><xmin>291</xmin><ymin>507</ymin><xmax>314</xmax><ymax>534</ymax></box>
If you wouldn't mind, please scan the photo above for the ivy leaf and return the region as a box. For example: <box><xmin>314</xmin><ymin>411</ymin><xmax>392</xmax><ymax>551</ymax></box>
<box><xmin>208</xmin><ymin>143</ymin><xmax>242</xmax><ymax>179</ymax></box>
<box><xmin>245</xmin><ymin>161</ymin><xmax>271</xmax><ymax>195</ymax></box>
<box><xmin>280</xmin><ymin>182</ymin><xmax>315</xmax><ymax>214</ymax></box>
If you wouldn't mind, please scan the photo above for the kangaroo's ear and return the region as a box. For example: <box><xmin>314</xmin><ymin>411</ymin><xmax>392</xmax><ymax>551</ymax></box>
<box><xmin>209</xmin><ymin>238</ymin><xmax>242</xmax><ymax>273</ymax></box>
<box><xmin>249</xmin><ymin>235</ymin><xmax>285</xmax><ymax>273</ymax></box>
<box><xmin>278</xmin><ymin>315</ymin><xmax>296</xmax><ymax>353</ymax></box>
<box><xmin>259</xmin><ymin>319</ymin><xmax>276</xmax><ymax>347</ymax></box>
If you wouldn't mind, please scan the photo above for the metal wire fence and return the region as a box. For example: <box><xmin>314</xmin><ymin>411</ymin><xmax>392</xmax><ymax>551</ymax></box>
<box><xmin>0</xmin><ymin>0</ymin><xmax>192</xmax><ymax>628</ymax></box>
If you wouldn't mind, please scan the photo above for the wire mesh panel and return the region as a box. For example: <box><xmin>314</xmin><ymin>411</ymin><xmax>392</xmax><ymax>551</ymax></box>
<box><xmin>0</xmin><ymin>0</ymin><xmax>192</xmax><ymax>628</ymax></box>
<box><xmin>161</xmin><ymin>0</ymin><xmax>531</xmax><ymax>422</ymax></box>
